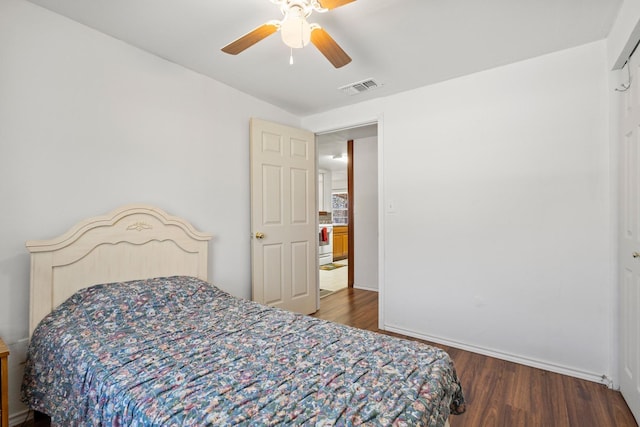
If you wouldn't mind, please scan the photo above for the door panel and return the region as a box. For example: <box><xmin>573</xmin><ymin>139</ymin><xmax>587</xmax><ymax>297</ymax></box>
<box><xmin>291</xmin><ymin>241</ymin><xmax>310</xmax><ymax>297</ymax></box>
<box><xmin>619</xmin><ymin>50</ymin><xmax>640</xmax><ymax>423</ymax></box>
<box><xmin>262</xmin><ymin>243</ymin><xmax>284</xmax><ymax>305</ymax></box>
<box><xmin>250</xmin><ymin>118</ymin><xmax>317</xmax><ymax>314</ymax></box>
<box><xmin>291</xmin><ymin>167</ymin><xmax>309</xmax><ymax>223</ymax></box>
<box><xmin>262</xmin><ymin>164</ymin><xmax>283</xmax><ymax>225</ymax></box>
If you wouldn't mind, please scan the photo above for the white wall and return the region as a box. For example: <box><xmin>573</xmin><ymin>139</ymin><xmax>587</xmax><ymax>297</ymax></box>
<box><xmin>318</xmin><ymin>169</ymin><xmax>332</xmax><ymax>213</ymax></box>
<box><xmin>332</xmin><ymin>175</ymin><xmax>347</xmax><ymax>192</ymax></box>
<box><xmin>302</xmin><ymin>41</ymin><xmax>612</xmax><ymax>382</ymax></box>
<box><xmin>0</xmin><ymin>0</ymin><xmax>299</xmax><ymax>421</ymax></box>
<box><xmin>353</xmin><ymin>136</ymin><xmax>378</xmax><ymax>291</ymax></box>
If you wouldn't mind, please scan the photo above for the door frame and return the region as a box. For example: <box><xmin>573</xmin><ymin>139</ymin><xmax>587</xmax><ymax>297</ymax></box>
<box><xmin>313</xmin><ymin>116</ymin><xmax>385</xmax><ymax>328</ymax></box>
<box><xmin>347</xmin><ymin>139</ymin><xmax>354</xmax><ymax>287</ymax></box>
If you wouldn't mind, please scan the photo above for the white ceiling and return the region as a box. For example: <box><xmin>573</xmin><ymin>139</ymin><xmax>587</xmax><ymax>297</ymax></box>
<box><xmin>25</xmin><ymin>0</ymin><xmax>621</xmax><ymax>116</ymax></box>
<box><xmin>317</xmin><ymin>123</ymin><xmax>376</xmax><ymax>172</ymax></box>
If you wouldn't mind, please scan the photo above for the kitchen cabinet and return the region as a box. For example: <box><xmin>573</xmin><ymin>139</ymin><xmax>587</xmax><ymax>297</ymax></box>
<box><xmin>333</xmin><ymin>225</ymin><xmax>348</xmax><ymax>260</ymax></box>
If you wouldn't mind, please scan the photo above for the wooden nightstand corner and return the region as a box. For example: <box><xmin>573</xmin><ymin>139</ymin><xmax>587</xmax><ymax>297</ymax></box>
<box><xmin>0</xmin><ymin>337</ymin><xmax>9</xmax><ymax>427</ymax></box>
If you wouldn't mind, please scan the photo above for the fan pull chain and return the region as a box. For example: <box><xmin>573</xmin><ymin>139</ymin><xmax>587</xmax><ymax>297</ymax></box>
<box><xmin>290</xmin><ymin>47</ymin><xmax>294</xmax><ymax>65</ymax></box>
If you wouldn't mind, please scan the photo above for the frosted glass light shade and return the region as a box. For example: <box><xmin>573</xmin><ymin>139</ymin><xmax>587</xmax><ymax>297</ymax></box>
<box><xmin>281</xmin><ymin>11</ymin><xmax>311</xmax><ymax>48</ymax></box>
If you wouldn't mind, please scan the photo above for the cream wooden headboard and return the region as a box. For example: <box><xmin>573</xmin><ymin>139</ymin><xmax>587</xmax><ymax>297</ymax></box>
<box><xmin>25</xmin><ymin>205</ymin><xmax>212</xmax><ymax>335</ymax></box>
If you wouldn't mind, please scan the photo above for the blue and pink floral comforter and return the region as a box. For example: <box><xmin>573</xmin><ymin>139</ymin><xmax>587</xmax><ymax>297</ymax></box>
<box><xmin>22</xmin><ymin>276</ymin><xmax>465</xmax><ymax>426</ymax></box>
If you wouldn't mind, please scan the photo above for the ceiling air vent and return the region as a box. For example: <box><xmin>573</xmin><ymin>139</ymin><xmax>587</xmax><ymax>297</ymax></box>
<box><xmin>339</xmin><ymin>78</ymin><xmax>381</xmax><ymax>96</ymax></box>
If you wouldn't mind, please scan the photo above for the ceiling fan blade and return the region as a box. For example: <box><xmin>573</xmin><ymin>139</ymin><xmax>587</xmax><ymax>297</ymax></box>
<box><xmin>221</xmin><ymin>23</ymin><xmax>278</xmax><ymax>55</ymax></box>
<box><xmin>317</xmin><ymin>0</ymin><xmax>356</xmax><ymax>10</ymax></box>
<box><xmin>310</xmin><ymin>27</ymin><xmax>352</xmax><ymax>68</ymax></box>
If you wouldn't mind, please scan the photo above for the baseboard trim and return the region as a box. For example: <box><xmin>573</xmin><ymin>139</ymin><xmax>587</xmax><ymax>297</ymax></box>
<box><xmin>353</xmin><ymin>285</ymin><xmax>378</xmax><ymax>292</ymax></box>
<box><xmin>9</xmin><ymin>409</ymin><xmax>32</xmax><ymax>427</ymax></box>
<box><xmin>383</xmin><ymin>324</ymin><xmax>610</xmax><ymax>387</ymax></box>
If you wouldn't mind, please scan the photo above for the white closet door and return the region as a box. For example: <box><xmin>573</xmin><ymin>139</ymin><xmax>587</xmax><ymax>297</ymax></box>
<box><xmin>619</xmin><ymin>49</ymin><xmax>640</xmax><ymax>423</ymax></box>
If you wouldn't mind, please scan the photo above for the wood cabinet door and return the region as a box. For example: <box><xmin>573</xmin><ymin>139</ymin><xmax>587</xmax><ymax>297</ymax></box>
<box><xmin>333</xmin><ymin>226</ymin><xmax>348</xmax><ymax>260</ymax></box>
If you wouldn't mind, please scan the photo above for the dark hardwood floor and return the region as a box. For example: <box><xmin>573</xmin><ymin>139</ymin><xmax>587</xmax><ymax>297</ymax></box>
<box><xmin>22</xmin><ymin>287</ymin><xmax>637</xmax><ymax>427</ymax></box>
<box><xmin>313</xmin><ymin>288</ymin><xmax>638</xmax><ymax>427</ymax></box>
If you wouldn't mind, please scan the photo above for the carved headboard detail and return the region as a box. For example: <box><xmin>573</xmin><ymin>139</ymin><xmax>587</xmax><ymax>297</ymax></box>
<box><xmin>26</xmin><ymin>205</ymin><xmax>212</xmax><ymax>335</ymax></box>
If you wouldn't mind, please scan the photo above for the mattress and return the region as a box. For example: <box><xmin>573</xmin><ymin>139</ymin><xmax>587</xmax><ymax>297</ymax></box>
<box><xmin>22</xmin><ymin>276</ymin><xmax>465</xmax><ymax>426</ymax></box>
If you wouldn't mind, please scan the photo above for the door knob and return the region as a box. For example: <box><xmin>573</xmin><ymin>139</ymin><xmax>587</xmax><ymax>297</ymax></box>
<box><xmin>255</xmin><ymin>232</ymin><xmax>265</xmax><ymax>239</ymax></box>
<box><xmin>633</xmin><ymin>252</ymin><xmax>640</xmax><ymax>258</ymax></box>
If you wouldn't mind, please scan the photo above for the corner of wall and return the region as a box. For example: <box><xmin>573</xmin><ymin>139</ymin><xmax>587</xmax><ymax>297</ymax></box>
<box><xmin>607</xmin><ymin>2</ymin><xmax>640</xmax><ymax>69</ymax></box>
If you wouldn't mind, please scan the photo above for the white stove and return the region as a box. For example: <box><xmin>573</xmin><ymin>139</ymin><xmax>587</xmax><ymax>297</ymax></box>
<box><xmin>318</xmin><ymin>224</ymin><xmax>333</xmax><ymax>265</ymax></box>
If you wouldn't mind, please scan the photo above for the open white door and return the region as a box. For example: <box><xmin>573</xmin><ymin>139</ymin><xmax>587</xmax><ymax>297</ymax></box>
<box><xmin>618</xmin><ymin>50</ymin><xmax>640</xmax><ymax>423</ymax></box>
<box><xmin>250</xmin><ymin>118</ymin><xmax>318</xmax><ymax>314</ymax></box>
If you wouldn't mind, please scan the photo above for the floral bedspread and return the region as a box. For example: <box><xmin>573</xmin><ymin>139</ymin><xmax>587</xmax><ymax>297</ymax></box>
<box><xmin>22</xmin><ymin>276</ymin><xmax>465</xmax><ymax>426</ymax></box>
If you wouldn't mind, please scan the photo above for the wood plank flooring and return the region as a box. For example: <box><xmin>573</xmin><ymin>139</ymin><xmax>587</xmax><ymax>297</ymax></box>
<box><xmin>312</xmin><ymin>288</ymin><xmax>638</xmax><ymax>427</ymax></box>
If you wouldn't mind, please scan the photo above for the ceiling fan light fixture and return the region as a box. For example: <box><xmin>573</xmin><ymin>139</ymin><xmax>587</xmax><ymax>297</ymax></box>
<box><xmin>281</xmin><ymin>7</ymin><xmax>311</xmax><ymax>48</ymax></box>
<box><xmin>221</xmin><ymin>0</ymin><xmax>355</xmax><ymax>68</ymax></box>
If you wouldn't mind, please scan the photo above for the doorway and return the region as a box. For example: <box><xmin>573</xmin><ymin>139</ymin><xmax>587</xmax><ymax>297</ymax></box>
<box><xmin>317</xmin><ymin>124</ymin><xmax>378</xmax><ymax>297</ymax></box>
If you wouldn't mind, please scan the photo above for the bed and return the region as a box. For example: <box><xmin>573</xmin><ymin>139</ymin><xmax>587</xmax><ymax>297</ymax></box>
<box><xmin>21</xmin><ymin>205</ymin><xmax>465</xmax><ymax>426</ymax></box>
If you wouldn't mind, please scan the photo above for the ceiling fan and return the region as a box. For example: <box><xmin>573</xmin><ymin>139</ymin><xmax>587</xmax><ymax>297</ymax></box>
<box><xmin>221</xmin><ymin>0</ymin><xmax>355</xmax><ymax>68</ymax></box>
